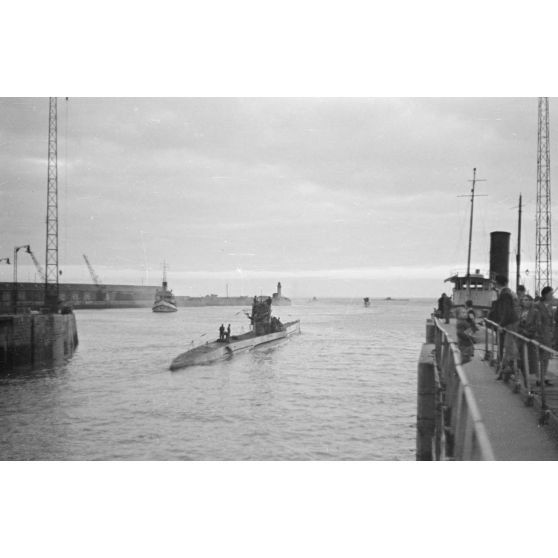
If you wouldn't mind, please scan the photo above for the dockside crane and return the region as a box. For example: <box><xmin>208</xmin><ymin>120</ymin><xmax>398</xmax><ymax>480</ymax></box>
<box><xmin>83</xmin><ymin>254</ymin><xmax>102</xmax><ymax>286</ymax></box>
<box><xmin>83</xmin><ymin>254</ymin><xmax>107</xmax><ymax>302</ymax></box>
<box><xmin>27</xmin><ymin>247</ymin><xmax>46</xmax><ymax>282</ymax></box>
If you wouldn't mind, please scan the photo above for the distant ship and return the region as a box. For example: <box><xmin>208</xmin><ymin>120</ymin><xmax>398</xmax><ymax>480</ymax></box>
<box><xmin>363</xmin><ymin>297</ymin><xmax>370</xmax><ymax>307</ymax></box>
<box><xmin>152</xmin><ymin>263</ymin><xmax>177</xmax><ymax>313</ymax></box>
<box><xmin>271</xmin><ymin>282</ymin><xmax>291</xmax><ymax>306</ymax></box>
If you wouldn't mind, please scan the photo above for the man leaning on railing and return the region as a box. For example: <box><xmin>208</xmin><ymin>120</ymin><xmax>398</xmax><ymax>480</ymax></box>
<box><xmin>531</xmin><ymin>286</ymin><xmax>555</xmax><ymax>387</ymax></box>
<box><xmin>489</xmin><ymin>275</ymin><xmax>520</xmax><ymax>381</ymax></box>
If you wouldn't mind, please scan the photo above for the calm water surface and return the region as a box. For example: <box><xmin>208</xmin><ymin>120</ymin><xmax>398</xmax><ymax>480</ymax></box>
<box><xmin>0</xmin><ymin>299</ymin><xmax>430</xmax><ymax>460</ymax></box>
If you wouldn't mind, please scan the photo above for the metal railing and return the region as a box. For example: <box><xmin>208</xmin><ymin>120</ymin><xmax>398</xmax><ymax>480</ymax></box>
<box><xmin>433</xmin><ymin>317</ymin><xmax>495</xmax><ymax>460</ymax></box>
<box><xmin>483</xmin><ymin>318</ymin><xmax>558</xmax><ymax>425</ymax></box>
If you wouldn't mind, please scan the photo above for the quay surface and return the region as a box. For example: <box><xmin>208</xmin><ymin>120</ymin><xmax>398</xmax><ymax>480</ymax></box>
<box><xmin>417</xmin><ymin>318</ymin><xmax>558</xmax><ymax>460</ymax></box>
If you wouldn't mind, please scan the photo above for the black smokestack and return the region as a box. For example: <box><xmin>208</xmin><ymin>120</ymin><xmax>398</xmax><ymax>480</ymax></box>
<box><xmin>489</xmin><ymin>231</ymin><xmax>511</xmax><ymax>281</ymax></box>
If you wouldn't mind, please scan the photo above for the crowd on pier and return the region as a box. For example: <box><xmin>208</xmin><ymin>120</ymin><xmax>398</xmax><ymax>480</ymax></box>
<box><xmin>437</xmin><ymin>277</ymin><xmax>558</xmax><ymax>382</ymax></box>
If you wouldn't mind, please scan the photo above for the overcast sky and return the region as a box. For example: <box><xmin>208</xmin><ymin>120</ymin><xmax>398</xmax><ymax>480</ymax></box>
<box><xmin>0</xmin><ymin>97</ymin><xmax>553</xmax><ymax>298</ymax></box>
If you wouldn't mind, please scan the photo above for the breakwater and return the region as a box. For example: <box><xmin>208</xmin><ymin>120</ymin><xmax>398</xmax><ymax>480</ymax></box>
<box><xmin>176</xmin><ymin>295</ymin><xmax>254</xmax><ymax>307</ymax></box>
<box><xmin>0</xmin><ymin>282</ymin><xmax>157</xmax><ymax>312</ymax></box>
<box><xmin>0</xmin><ymin>313</ymin><xmax>78</xmax><ymax>371</ymax></box>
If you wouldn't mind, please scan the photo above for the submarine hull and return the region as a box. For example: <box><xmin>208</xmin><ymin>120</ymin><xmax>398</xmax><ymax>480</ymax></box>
<box><xmin>170</xmin><ymin>320</ymin><xmax>300</xmax><ymax>370</ymax></box>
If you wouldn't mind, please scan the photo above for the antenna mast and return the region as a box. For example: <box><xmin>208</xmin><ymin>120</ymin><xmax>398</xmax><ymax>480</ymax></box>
<box><xmin>535</xmin><ymin>97</ymin><xmax>552</xmax><ymax>295</ymax></box>
<box><xmin>45</xmin><ymin>97</ymin><xmax>59</xmax><ymax>311</ymax></box>
<box><xmin>462</xmin><ymin>168</ymin><xmax>486</xmax><ymax>296</ymax></box>
<box><xmin>516</xmin><ymin>193</ymin><xmax>522</xmax><ymax>290</ymax></box>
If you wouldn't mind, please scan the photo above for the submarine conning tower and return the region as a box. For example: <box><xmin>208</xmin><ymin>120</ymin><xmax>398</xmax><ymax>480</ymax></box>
<box><xmin>252</xmin><ymin>296</ymin><xmax>272</xmax><ymax>336</ymax></box>
<box><xmin>489</xmin><ymin>231</ymin><xmax>510</xmax><ymax>282</ymax></box>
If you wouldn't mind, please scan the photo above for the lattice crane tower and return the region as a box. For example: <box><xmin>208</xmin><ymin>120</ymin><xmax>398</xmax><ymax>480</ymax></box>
<box><xmin>44</xmin><ymin>97</ymin><xmax>59</xmax><ymax>311</ymax></box>
<box><xmin>535</xmin><ymin>97</ymin><xmax>552</xmax><ymax>295</ymax></box>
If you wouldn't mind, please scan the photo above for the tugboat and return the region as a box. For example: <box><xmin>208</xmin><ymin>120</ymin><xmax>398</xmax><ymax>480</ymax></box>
<box><xmin>152</xmin><ymin>263</ymin><xmax>177</xmax><ymax>313</ymax></box>
<box><xmin>363</xmin><ymin>297</ymin><xmax>371</xmax><ymax>307</ymax></box>
<box><xmin>169</xmin><ymin>295</ymin><xmax>300</xmax><ymax>370</ymax></box>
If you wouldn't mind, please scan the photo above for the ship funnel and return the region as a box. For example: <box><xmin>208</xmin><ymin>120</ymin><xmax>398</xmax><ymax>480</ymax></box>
<box><xmin>489</xmin><ymin>231</ymin><xmax>511</xmax><ymax>281</ymax></box>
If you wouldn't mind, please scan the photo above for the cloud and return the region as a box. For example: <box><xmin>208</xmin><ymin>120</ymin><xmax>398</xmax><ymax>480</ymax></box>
<box><xmin>0</xmin><ymin>97</ymin><xmax>551</xmax><ymax>297</ymax></box>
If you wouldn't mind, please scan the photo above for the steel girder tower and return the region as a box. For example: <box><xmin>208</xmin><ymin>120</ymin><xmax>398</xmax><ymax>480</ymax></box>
<box><xmin>45</xmin><ymin>97</ymin><xmax>59</xmax><ymax>311</ymax></box>
<box><xmin>535</xmin><ymin>97</ymin><xmax>552</xmax><ymax>295</ymax></box>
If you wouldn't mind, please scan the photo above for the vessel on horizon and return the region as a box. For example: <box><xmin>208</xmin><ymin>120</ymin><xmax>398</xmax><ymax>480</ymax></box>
<box><xmin>152</xmin><ymin>263</ymin><xmax>177</xmax><ymax>313</ymax></box>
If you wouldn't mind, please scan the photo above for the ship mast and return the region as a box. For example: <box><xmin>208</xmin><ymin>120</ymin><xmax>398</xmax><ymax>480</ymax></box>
<box><xmin>462</xmin><ymin>168</ymin><xmax>486</xmax><ymax>297</ymax></box>
<box><xmin>516</xmin><ymin>193</ymin><xmax>522</xmax><ymax>290</ymax></box>
<box><xmin>162</xmin><ymin>261</ymin><xmax>168</xmax><ymax>288</ymax></box>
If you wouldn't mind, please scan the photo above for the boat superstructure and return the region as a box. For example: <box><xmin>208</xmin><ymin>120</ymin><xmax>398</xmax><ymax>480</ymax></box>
<box><xmin>446</xmin><ymin>169</ymin><xmax>497</xmax><ymax>312</ymax></box>
<box><xmin>152</xmin><ymin>263</ymin><xmax>177</xmax><ymax>313</ymax></box>
<box><xmin>170</xmin><ymin>295</ymin><xmax>300</xmax><ymax>369</ymax></box>
<box><xmin>445</xmin><ymin>269</ymin><xmax>495</xmax><ymax>311</ymax></box>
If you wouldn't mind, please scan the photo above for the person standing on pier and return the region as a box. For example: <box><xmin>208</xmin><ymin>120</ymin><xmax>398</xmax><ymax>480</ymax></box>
<box><xmin>219</xmin><ymin>324</ymin><xmax>225</xmax><ymax>342</ymax></box>
<box><xmin>490</xmin><ymin>275</ymin><xmax>520</xmax><ymax>381</ymax></box>
<box><xmin>456</xmin><ymin>300</ymin><xmax>478</xmax><ymax>364</ymax></box>
<box><xmin>531</xmin><ymin>286</ymin><xmax>554</xmax><ymax>386</ymax></box>
<box><xmin>441</xmin><ymin>293</ymin><xmax>452</xmax><ymax>324</ymax></box>
<box><xmin>226</xmin><ymin>324</ymin><xmax>231</xmax><ymax>342</ymax></box>
<box><xmin>437</xmin><ymin>294</ymin><xmax>445</xmax><ymax>318</ymax></box>
<box><xmin>517</xmin><ymin>286</ymin><xmax>536</xmax><ymax>374</ymax></box>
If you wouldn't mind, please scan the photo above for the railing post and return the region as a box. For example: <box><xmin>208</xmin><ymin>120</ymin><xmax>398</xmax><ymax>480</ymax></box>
<box><xmin>484</xmin><ymin>324</ymin><xmax>489</xmax><ymax>361</ymax></box>
<box><xmin>500</xmin><ymin>327</ymin><xmax>506</xmax><ymax>374</ymax></box>
<box><xmin>453</xmin><ymin>386</ymin><xmax>466</xmax><ymax>459</ymax></box>
<box><xmin>522</xmin><ymin>342</ymin><xmax>533</xmax><ymax>406</ymax></box>
<box><xmin>462</xmin><ymin>409</ymin><xmax>474</xmax><ymax>459</ymax></box>
<box><xmin>537</xmin><ymin>343</ymin><xmax>550</xmax><ymax>425</ymax></box>
<box><xmin>490</xmin><ymin>324</ymin><xmax>498</xmax><ymax>367</ymax></box>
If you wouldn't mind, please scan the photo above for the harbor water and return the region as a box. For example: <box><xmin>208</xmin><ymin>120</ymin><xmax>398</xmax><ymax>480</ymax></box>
<box><xmin>0</xmin><ymin>299</ymin><xmax>430</xmax><ymax>460</ymax></box>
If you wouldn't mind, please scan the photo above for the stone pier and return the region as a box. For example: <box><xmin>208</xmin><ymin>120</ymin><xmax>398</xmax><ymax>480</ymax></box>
<box><xmin>0</xmin><ymin>313</ymin><xmax>78</xmax><ymax>371</ymax></box>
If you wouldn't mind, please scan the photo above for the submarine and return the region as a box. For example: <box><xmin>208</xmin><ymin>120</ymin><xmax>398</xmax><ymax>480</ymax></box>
<box><xmin>169</xmin><ymin>295</ymin><xmax>300</xmax><ymax>370</ymax></box>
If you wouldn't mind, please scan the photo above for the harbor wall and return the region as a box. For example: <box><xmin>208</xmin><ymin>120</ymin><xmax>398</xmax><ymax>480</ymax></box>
<box><xmin>0</xmin><ymin>283</ymin><xmax>261</xmax><ymax>311</ymax></box>
<box><xmin>175</xmin><ymin>296</ymin><xmax>254</xmax><ymax>307</ymax></box>
<box><xmin>0</xmin><ymin>313</ymin><xmax>78</xmax><ymax>371</ymax></box>
<box><xmin>416</xmin><ymin>320</ymin><xmax>438</xmax><ymax>460</ymax></box>
<box><xmin>0</xmin><ymin>282</ymin><xmax>157</xmax><ymax>312</ymax></box>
